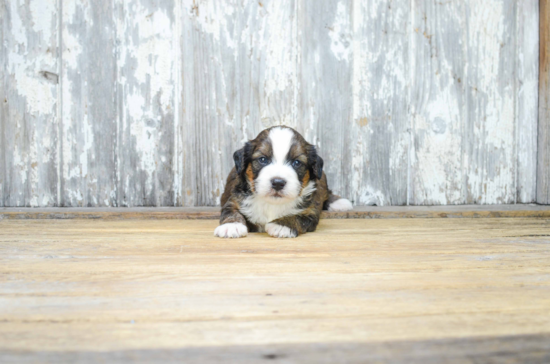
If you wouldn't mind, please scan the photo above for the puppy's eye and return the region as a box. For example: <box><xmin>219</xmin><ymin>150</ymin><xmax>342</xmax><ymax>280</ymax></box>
<box><xmin>292</xmin><ymin>160</ymin><xmax>302</xmax><ymax>168</ymax></box>
<box><xmin>258</xmin><ymin>157</ymin><xmax>269</xmax><ymax>165</ymax></box>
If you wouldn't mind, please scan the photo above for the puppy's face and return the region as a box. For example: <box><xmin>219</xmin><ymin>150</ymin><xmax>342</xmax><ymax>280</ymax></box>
<box><xmin>234</xmin><ymin>127</ymin><xmax>323</xmax><ymax>204</ymax></box>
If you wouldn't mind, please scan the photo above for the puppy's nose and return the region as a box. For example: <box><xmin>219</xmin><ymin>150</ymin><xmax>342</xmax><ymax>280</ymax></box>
<box><xmin>271</xmin><ymin>178</ymin><xmax>287</xmax><ymax>191</ymax></box>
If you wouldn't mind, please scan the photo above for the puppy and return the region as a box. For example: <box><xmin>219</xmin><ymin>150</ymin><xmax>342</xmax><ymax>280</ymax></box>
<box><xmin>215</xmin><ymin>126</ymin><xmax>353</xmax><ymax>238</ymax></box>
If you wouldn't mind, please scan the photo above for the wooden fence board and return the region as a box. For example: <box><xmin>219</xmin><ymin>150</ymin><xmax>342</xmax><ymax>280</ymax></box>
<box><xmin>409</xmin><ymin>0</ymin><xmax>466</xmax><ymax>205</ymax></box>
<box><xmin>115</xmin><ymin>0</ymin><xmax>179</xmax><ymax>207</ymax></box>
<box><xmin>347</xmin><ymin>0</ymin><xmax>410</xmax><ymax>206</ymax></box>
<box><xmin>2</xmin><ymin>0</ymin><xmax>60</xmax><ymax>207</ymax></box>
<box><xmin>61</xmin><ymin>0</ymin><xmax>118</xmax><ymax>207</ymax></box>
<box><xmin>539</xmin><ymin>0</ymin><xmax>550</xmax><ymax>204</ymax></box>
<box><xmin>0</xmin><ymin>0</ymin><xmax>542</xmax><ymax>206</ymax></box>
<box><xmin>0</xmin><ymin>0</ymin><xmax>5</xmax><ymax>207</ymax></box>
<box><xmin>297</xmin><ymin>0</ymin><xmax>352</xmax><ymax>198</ymax></box>
<box><xmin>516</xmin><ymin>1</ymin><xmax>539</xmax><ymax>203</ymax></box>
<box><xmin>181</xmin><ymin>0</ymin><xmax>298</xmax><ymax>206</ymax></box>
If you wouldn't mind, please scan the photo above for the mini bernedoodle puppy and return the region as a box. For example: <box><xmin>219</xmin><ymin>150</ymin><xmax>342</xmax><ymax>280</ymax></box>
<box><xmin>215</xmin><ymin>126</ymin><xmax>353</xmax><ymax>238</ymax></box>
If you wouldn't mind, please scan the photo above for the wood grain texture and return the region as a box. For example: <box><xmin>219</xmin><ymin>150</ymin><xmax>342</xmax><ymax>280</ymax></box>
<box><xmin>3</xmin><ymin>335</ymin><xmax>550</xmax><ymax>364</ymax></box>
<box><xmin>1</xmin><ymin>205</ymin><xmax>550</xmax><ymax>220</ymax></box>
<box><xmin>2</xmin><ymin>0</ymin><xmax>60</xmax><ymax>207</ymax></box>
<box><xmin>349</xmin><ymin>0</ymin><xmax>410</xmax><ymax>206</ymax></box>
<box><xmin>409</xmin><ymin>0</ymin><xmax>466</xmax><ymax>205</ymax></box>
<box><xmin>0</xmin><ymin>218</ymin><xmax>549</xmax><ymax>361</ymax></box>
<box><xmin>115</xmin><ymin>0</ymin><xmax>179</xmax><ymax>207</ymax></box>
<box><xmin>181</xmin><ymin>0</ymin><xmax>298</xmax><ymax>206</ymax></box>
<box><xmin>410</xmin><ymin>1</ymin><xmax>539</xmax><ymax>205</ymax></box>
<box><xmin>297</xmin><ymin>0</ymin><xmax>352</xmax><ymax>199</ymax></box>
<box><xmin>517</xmin><ymin>1</ymin><xmax>539</xmax><ymax>203</ymax></box>
<box><xmin>539</xmin><ymin>0</ymin><xmax>550</xmax><ymax>204</ymax></box>
<box><xmin>464</xmin><ymin>0</ymin><xmax>518</xmax><ymax>205</ymax></box>
<box><xmin>0</xmin><ymin>1</ymin><xmax>542</xmax><ymax>207</ymax></box>
<box><xmin>61</xmin><ymin>0</ymin><xmax>117</xmax><ymax>207</ymax></box>
<box><xmin>0</xmin><ymin>0</ymin><xmax>5</xmax><ymax>207</ymax></box>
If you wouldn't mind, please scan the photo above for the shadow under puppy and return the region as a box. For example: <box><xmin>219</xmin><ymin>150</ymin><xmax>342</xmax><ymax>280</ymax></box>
<box><xmin>215</xmin><ymin>126</ymin><xmax>353</xmax><ymax>238</ymax></box>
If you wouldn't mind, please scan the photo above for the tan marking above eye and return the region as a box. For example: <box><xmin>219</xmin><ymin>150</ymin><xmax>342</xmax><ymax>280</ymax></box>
<box><xmin>252</xmin><ymin>152</ymin><xmax>267</xmax><ymax>159</ymax></box>
<box><xmin>252</xmin><ymin>140</ymin><xmax>273</xmax><ymax>159</ymax></box>
<box><xmin>290</xmin><ymin>154</ymin><xmax>308</xmax><ymax>163</ymax></box>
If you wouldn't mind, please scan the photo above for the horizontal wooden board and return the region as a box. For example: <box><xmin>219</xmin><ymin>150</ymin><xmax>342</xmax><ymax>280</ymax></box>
<box><xmin>3</xmin><ymin>335</ymin><xmax>550</xmax><ymax>364</ymax></box>
<box><xmin>0</xmin><ymin>218</ymin><xmax>549</xmax><ymax>362</ymax></box>
<box><xmin>1</xmin><ymin>205</ymin><xmax>550</xmax><ymax>220</ymax></box>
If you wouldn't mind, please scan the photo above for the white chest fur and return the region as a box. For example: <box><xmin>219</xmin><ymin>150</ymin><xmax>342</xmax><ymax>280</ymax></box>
<box><xmin>240</xmin><ymin>181</ymin><xmax>316</xmax><ymax>230</ymax></box>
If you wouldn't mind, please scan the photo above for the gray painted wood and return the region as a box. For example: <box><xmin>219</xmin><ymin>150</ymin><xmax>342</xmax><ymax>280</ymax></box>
<box><xmin>2</xmin><ymin>0</ymin><xmax>60</xmax><ymax>207</ymax></box>
<box><xmin>517</xmin><ymin>1</ymin><xmax>539</xmax><ymax>204</ymax></box>
<box><xmin>0</xmin><ymin>0</ymin><xmax>5</xmax><ymax>207</ymax></box>
<box><xmin>61</xmin><ymin>0</ymin><xmax>118</xmax><ymax>207</ymax></box>
<box><xmin>463</xmin><ymin>0</ymin><xmax>518</xmax><ymax>205</ymax></box>
<box><xmin>181</xmin><ymin>0</ymin><xmax>298</xmax><ymax>206</ymax></box>
<box><xmin>0</xmin><ymin>0</ymin><xmax>542</xmax><ymax>207</ymax></box>
<box><xmin>297</xmin><ymin>0</ymin><xmax>352</xmax><ymax>202</ymax></box>
<box><xmin>410</xmin><ymin>0</ymin><xmax>467</xmax><ymax>205</ymax></box>
<box><xmin>115</xmin><ymin>0</ymin><xmax>179</xmax><ymax>207</ymax></box>
<box><xmin>410</xmin><ymin>0</ymin><xmax>539</xmax><ymax>205</ymax></box>
<box><xmin>347</xmin><ymin>0</ymin><xmax>410</xmax><ymax>206</ymax></box>
<box><xmin>539</xmin><ymin>0</ymin><xmax>550</xmax><ymax>204</ymax></box>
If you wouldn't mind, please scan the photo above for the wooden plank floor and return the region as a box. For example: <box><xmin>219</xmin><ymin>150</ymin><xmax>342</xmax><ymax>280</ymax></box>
<box><xmin>1</xmin><ymin>218</ymin><xmax>550</xmax><ymax>363</ymax></box>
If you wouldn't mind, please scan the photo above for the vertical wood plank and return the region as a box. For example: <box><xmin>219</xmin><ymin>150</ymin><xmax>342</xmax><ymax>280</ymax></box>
<box><xmin>172</xmin><ymin>1</ymin><xmax>183</xmax><ymax>207</ymax></box>
<box><xmin>2</xmin><ymin>0</ymin><xmax>59</xmax><ymax>207</ymax></box>
<box><xmin>181</xmin><ymin>0</ymin><xmax>298</xmax><ymax>206</ymax></box>
<box><xmin>516</xmin><ymin>1</ymin><xmax>539</xmax><ymax>203</ymax></box>
<box><xmin>410</xmin><ymin>0</ymin><xmax>522</xmax><ymax>205</ymax></box>
<box><xmin>349</xmin><ymin>0</ymin><xmax>410</xmax><ymax>206</ymax></box>
<box><xmin>409</xmin><ymin>0</ymin><xmax>466</xmax><ymax>205</ymax></box>
<box><xmin>539</xmin><ymin>0</ymin><xmax>550</xmax><ymax>204</ymax></box>
<box><xmin>115</xmin><ymin>0</ymin><xmax>178</xmax><ymax>207</ymax></box>
<box><xmin>61</xmin><ymin>1</ymin><xmax>117</xmax><ymax>207</ymax></box>
<box><xmin>463</xmin><ymin>0</ymin><xmax>518</xmax><ymax>204</ymax></box>
<box><xmin>297</xmin><ymin>0</ymin><xmax>352</xmax><ymax>198</ymax></box>
<box><xmin>0</xmin><ymin>1</ymin><xmax>5</xmax><ymax>207</ymax></box>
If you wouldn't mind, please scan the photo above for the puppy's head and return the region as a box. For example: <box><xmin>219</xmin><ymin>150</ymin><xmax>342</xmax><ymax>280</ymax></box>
<box><xmin>233</xmin><ymin>126</ymin><xmax>323</xmax><ymax>204</ymax></box>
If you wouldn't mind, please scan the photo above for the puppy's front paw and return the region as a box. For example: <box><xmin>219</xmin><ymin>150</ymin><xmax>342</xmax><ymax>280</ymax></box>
<box><xmin>266</xmin><ymin>223</ymin><xmax>297</xmax><ymax>238</ymax></box>
<box><xmin>214</xmin><ymin>223</ymin><xmax>248</xmax><ymax>238</ymax></box>
<box><xmin>328</xmin><ymin>198</ymin><xmax>353</xmax><ymax>212</ymax></box>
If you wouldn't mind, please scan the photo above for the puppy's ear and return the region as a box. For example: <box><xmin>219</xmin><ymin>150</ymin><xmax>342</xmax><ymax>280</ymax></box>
<box><xmin>233</xmin><ymin>142</ymin><xmax>252</xmax><ymax>175</ymax></box>
<box><xmin>313</xmin><ymin>154</ymin><xmax>324</xmax><ymax>179</ymax></box>
<box><xmin>308</xmin><ymin>145</ymin><xmax>324</xmax><ymax>179</ymax></box>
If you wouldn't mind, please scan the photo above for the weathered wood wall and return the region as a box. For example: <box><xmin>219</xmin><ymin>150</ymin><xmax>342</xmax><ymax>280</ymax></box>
<box><xmin>0</xmin><ymin>0</ymin><xmax>541</xmax><ymax>207</ymax></box>
<box><xmin>539</xmin><ymin>0</ymin><xmax>550</xmax><ymax>204</ymax></box>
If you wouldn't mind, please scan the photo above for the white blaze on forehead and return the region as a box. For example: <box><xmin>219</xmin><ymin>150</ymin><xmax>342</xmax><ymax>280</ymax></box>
<box><xmin>254</xmin><ymin>127</ymin><xmax>301</xmax><ymax>202</ymax></box>
<box><xmin>269</xmin><ymin>127</ymin><xmax>294</xmax><ymax>164</ymax></box>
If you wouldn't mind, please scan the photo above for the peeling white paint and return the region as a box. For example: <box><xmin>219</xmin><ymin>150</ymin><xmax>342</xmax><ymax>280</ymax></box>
<box><xmin>9</xmin><ymin>53</ymin><xmax>56</xmax><ymax>116</ymax></box>
<box><xmin>329</xmin><ymin>2</ymin><xmax>351</xmax><ymax>62</ymax></box>
<box><xmin>4</xmin><ymin>0</ymin><xmax>58</xmax><ymax>207</ymax></box>
<box><xmin>1</xmin><ymin>0</ymin><xmax>541</xmax><ymax>207</ymax></box>
<box><xmin>115</xmin><ymin>1</ymin><xmax>178</xmax><ymax>206</ymax></box>
<box><xmin>358</xmin><ymin>187</ymin><xmax>386</xmax><ymax>206</ymax></box>
<box><xmin>9</xmin><ymin>1</ymin><xmax>28</xmax><ymax>45</ymax></box>
<box><xmin>29</xmin><ymin>0</ymin><xmax>56</xmax><ymax>35</ymax></box>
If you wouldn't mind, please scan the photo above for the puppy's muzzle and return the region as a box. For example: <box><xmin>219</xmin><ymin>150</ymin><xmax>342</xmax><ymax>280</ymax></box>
<box><xmin>271</xmin><ymin>178</ymin><xmax>287</xmax><ymax>192</ymax></box>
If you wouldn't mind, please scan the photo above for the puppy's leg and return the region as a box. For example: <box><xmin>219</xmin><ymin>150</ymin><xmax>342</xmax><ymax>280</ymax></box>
<box><xmin>214</xmin><ymin>200</ymin><xmax>248</xmax><ymax>238</ymax></box>
<box><xmin>266</xmin><ymin>212</ymin><xmax>320</xmax><ymax>238</ymax></box>
<box><xmin>324</xmin><ymin>192</ymin><xmax>353</xmax><ymax>212</ymax></box>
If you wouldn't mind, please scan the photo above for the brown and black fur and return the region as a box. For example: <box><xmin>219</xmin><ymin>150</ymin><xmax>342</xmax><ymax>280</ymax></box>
<box><xmin>219</xmin><ymin>126</ymin><xmax>342</xmax><ymax>237</ymax></box>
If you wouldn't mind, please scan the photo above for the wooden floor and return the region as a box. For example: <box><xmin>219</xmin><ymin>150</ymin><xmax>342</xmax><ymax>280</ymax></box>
<box><xmin>1</xmin><ymin>217</ymin><xmax>550</xmax><ymax>363</ymax></box>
